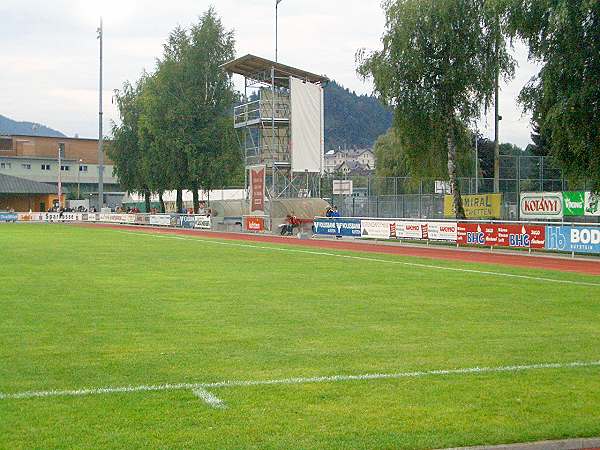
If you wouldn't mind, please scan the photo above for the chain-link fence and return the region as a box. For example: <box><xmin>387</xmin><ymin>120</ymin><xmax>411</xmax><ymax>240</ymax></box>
<box><xmin>321</xmin><ymin>155</ymin><xmax>597</xmax><ymax>222</ymax></box>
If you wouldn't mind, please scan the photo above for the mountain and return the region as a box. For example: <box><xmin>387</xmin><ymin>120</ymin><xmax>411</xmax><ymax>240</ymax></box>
<box><xmin>0</xmin><ymin>114</ymin><xmax>66</xmax><ymax>137</ymax></box>
<box><xmin>324</xmin><ymin>81</ymin><xmax>393</xmax><ymax>150</ymax></box>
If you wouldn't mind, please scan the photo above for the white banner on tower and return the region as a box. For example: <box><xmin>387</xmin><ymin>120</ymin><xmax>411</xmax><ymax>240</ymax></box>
<box><xmin>290</xmin><ymin>76</ymin><xmax>323</xmax><ymax>173</ymax></box>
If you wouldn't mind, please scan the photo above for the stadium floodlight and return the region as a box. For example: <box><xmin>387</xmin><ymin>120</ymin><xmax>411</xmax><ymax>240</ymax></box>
<box><xmin>275</xmin><ymin>0</ymin><xmax>284</xmax><ymax>62</ymax></box>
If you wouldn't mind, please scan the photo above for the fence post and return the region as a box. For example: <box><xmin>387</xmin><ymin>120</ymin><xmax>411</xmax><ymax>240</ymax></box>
<box><xmin>419</xmin><ymin>180</ymin><xmax>423</xmax><ymax>219</ymax></box>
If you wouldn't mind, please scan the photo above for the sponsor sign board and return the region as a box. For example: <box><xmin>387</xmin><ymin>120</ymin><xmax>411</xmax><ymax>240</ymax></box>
<box><xmin>17</xmin><ymin>213</ymin><xmax>35</xmax><ymax>222</ymax></box>
<box><xmin>0</xmin><ymin>212</ymin><xmax>18</xmax><ymax>222</ymax></box>
<box><xmin>458</xmin><ymin>223</ymin><xmax>546</xmax><ymax>249</ymax></box>
<box><xmin>178</xmin><ymin>216</ymin><xmax>197</xmax><ymax>229</ymax></box>
<box><xmin>314</xmin><ymin>218</ymin><xmax>361</xmax><ymax>237</ymax></box>
<box><xmin>149</xmin><ymin>214</ymin><xmax>172</xmax><ymax>226</ymax></box>
<box><xmin>520</xmin><ymin>192</ymin><xmax>563</xmax><ymax>219</ymax></box>
<box><xmin>360</xmin><ymin>219</ymin><xmax>395</xmax><ymax>239</ymax></box>
<box><xmin>249</xmin><ymin>165</ymin><xmax>266</xmax><ymax>214</ymax></box>
<box><xmin>427</xmin><ymin>222</ymin><xmax>458</xmax><ymax>241</ymax></box>
<box><xmin>563</xmin><ymin>191</ymin><xmax>585</xmax><ymax>216</ymax></box>
<box><xmin>545</xmin><ymin>226</ymin><xmax>600</xmax><ymax>254</ymax></box>
<box><xmin>195</xmin><ymin>216</ymin><xmax>211</xmax><ymax>230</ymax></box>
<box><xmin>393</xmin><ymin>221</ymin><xmax>426</xmax><ymax>240</ymax></box>
<box><xmin>584</xmin><ymin>192</ymin><xmax>600</xmax><ymax>216</ymax></box>
<box><xmin>333</xmin><ymin>180</ymin><xmax>353</xmax><ymax>195</ymax></box>
<box><xmin>245</xmin><ymin>216</ymin><xmax>265</xmax><ymax>232</ymax></box>
<box><xmin>444</xmin><ymin>194</ymin><xmax>502</xmax><ymax>219</ymax></box>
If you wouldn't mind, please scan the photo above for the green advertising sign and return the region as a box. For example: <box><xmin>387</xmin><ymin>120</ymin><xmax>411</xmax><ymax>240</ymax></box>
<box><xmin>563</xmin><ymin>191</ymin><xmax>585</xmax><ymax>216</ymax></box>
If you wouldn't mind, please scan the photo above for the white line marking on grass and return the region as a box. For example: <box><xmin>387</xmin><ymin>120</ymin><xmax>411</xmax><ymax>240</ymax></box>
<box><xmin>115</xmin><ymin>230</ymin><xmax>600</xmax><ymax>287</ymax></box>
<box><xmin>193</xmin><ymin>388</ymin><xmax>226</xmax><ymax>409</ymax></box>
<box><xmin>1</xmin><ymin>360</ymin><xmax>599</xmax><ymax>401</ymax></box>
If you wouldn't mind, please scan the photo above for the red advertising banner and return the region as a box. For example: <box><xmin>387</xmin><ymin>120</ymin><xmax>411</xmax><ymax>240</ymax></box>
<box><xmin>457</xmin><ymin>223</ymin><xmax>546</xmax><ymax>249</ymax></box>
<box><xmin>245</xmin><ymin>216</ymin><xmax>265</xmax><ymax>232</ymax></box>
<box><xmin>250</xmin><ymin>166</ymin><xmax>266</xmax><ymax>214</ymax></box>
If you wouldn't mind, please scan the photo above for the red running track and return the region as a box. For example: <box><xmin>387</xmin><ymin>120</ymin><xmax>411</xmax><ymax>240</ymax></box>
<box><xmin>80</xmin><ymin>223</ymin><xmax>600</xmax><ymax>276</ymax></box>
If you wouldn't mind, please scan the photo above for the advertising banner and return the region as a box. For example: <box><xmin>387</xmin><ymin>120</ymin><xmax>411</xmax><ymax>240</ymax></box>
<box><xmin>584</xmin><ymin>192</ymin><xmax>600</xmax><ymax>216</ymax></box>
<box><xmin>427</xmin><ymin>222</ymin><xmax>458</xmax><ymax>241</ymax></box>
<box><xmin>314</xmin><ymin>218</ymin><xmax>361</xmax><ymax>237</ymax></box>
<box><xmin>17</xmin><ymin>213</ymin><xmax>35</xmax><ymax>222</ymax></box>
<box><xmin>0</xmin><ymin>212</ymin><xmax>18</xmax><ymax>222</ymax></box>
<box><xmin>195</xmin><ymin>216</ymin><xmax>211</xmax><ymax>229</ymax></box>
<box><xmin>546</xmin><ymin>226</ymin><xmax>600</xmax><ymax>254</ymax></box>
<box><xmin>245</xmin><ymin>216</ymin><xmax>265</xmax><ymax>232</ymax></box>
<box><xmin>520</xmin><ymin>192</ymin><xmax>563</xmax><ymax>219</ymax></box>
<box><xmin>178</xmin><ymin>216</ymin><xmax>197</xmax><ymax>229</ymax></box>
<box><xmin>393</xmin><ymin>221</ymin><xmax>426</xmax><ymax>240</ymax></box>
<box><xmin>563</xmin><ymin>191</ymin><xmax>585</xmax><ymax>216</ymax></box>
<box><xmin>360</xmin><ymin>220</ymin><xmax>395</xmax><ymax>239</ymax></box>
<box><xmin>444</xmin><ymin>194</ymin><xmax>502</xmax><ymax>219</ymax></box>
<box><xmin>249</xmin><ymin>165</ymin><xmax>266</xmax><ymax>214</ymax></box>
<box><xmin>458</xmin><ymin>223</ymin><xmax>546</xmax><ymax>249</ymax></box>
<box><xmin>149</xmin><ymin>214</ymin><xmax>172</xmax><ymax>226</ymax></box>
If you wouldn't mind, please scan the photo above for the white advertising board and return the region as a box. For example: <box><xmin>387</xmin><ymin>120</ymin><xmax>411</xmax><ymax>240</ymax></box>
<box><xmin>360</xmin><ymin>220</ymin><xmax>394</xmax><ymax>239</ymax></box>
<box><xmin>394</xmin><ymin>221</ymin><xmax>425</xmax><ymax>239</ymax></box>
<box><xmin>149</xmin><ymin>214</ymin><xmax>172</xmax><ymax>226</ymax></box>
<box><xmin>520</xmin><ymin>192</ymin><xmax>563</xmax><ymax>219</ymax></box>
<box><xmin>427</xmin><ymin>222</ymin><xmax>458</xmax><ymax>241</ymax></box>
<box><xmin>290</xmin><ymin>76</ymin><xmax>323</xmax><ymax>173</ymax></box>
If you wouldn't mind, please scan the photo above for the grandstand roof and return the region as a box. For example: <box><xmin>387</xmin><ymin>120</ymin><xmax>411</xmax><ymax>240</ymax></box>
<box><xmin>221</xmin><ymin>54</ymin><xmax>328</xmax><ymax>88</ymax></box>
<box><xmin>0</xmin><ymin>173</ymin><xmax>59</xmax><ymax>194</ymax></box>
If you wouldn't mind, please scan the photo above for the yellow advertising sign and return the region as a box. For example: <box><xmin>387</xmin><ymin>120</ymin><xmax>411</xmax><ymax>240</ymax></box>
<box><xmin>444</xmin><ymin>193</ymin><xmax>502</xmax><ymax>218</ymax></box>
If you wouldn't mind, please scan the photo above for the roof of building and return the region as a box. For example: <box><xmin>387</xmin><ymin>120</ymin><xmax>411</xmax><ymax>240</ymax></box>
<box><xmin>221</xmin><ymin>54</ymin><xmax>329</xmax><ymax>88</ymax></box>
<box><xmin>0</xmin><ymin>173</ymin><xmax>60</xmax><ymax>194</ymax></box>
<box><xmin>325</xmin><ymin>148</ymin><xmax>374</xmax><ymax>158</ymax></box>
<box><xmin>336</xmin><ymin>160</ymin><xmax>373</xmax><ymax>172</ymax></box>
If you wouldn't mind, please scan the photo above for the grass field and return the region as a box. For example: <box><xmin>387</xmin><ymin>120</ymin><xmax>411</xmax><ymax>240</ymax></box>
<box><xmin>1</xmin><ymin>223</ymin><xmax>599</xmax><ymax>449</ymax></box>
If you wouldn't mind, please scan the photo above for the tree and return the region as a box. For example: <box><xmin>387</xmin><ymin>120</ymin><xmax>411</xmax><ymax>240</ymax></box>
<box><xmin>373</xmin><ymin>128</ymin><xmax>410</xmax><ymax>178</ymax></box>
<box><xmin>109</xmin><ymin>76</ymin><xmax>152</xmax><ymax>211</ymax></box>
<box><xmin>358</xmin><ymin>0</ymin><xmax>514</xmax><ymax>218</ymax></box>
<box><xmin>183</xmin><ymin>9</ymin><xmax>239</xmax><ymax>212</ymax></box>
<box><xmin>510</xmin><ymin>0</ymin><xmax>600</xmax><ymax>190</ymax></box>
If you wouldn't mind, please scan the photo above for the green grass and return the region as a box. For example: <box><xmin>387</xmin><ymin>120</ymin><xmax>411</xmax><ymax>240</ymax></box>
<box><xmin>1</xmin><ymin>223</ymin><xmax>599</xmax><ymax>449</ymax></box>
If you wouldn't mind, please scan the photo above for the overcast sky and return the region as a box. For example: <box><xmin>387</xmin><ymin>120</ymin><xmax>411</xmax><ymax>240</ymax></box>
<box><xmin>1</xmin><ymin>0</ymin><xmax>540</xmax><ymax>148</ymax></box>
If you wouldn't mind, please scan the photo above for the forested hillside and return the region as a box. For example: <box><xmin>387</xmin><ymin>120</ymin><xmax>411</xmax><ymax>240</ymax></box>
<box><xmin>0</xmin><ymin>114</ymin><xmax>66</xmax><ymax>137</ymax></box>
<box><xmin>324</xmin><ymin>81</ymin><xmax>392</xmax><ymax>149</ymax></box>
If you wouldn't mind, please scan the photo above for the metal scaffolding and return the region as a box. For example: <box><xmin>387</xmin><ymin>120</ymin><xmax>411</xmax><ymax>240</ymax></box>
<box><xmin>223</xmin><ymin>54</ymin><xmax>328</xmax><ymax>201</ymax></box>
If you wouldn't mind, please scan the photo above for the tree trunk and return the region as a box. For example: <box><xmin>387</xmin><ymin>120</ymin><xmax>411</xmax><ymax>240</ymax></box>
<box><xmin>176</xmin><ymin>189</ymin><xmax>183</xmax><ymax>213</ymax></box>
<box><xmin>192</xmin><ymin>186</ymin><xmax>199</xmax><ymax>214</ymax></box>
<box><xmin>159</xmin><ymin>191</ymin><xmax>166</xmax><ymax>213</ymax></box>
<box><xmin>144</xmin><ymin>189</ymin><xmax>151</xmax><ymax>213</ymax></box>
<box><xmin>447</xmin><ymin>121</ymin><xmax>466</xmax><ymax>219</ymax></box>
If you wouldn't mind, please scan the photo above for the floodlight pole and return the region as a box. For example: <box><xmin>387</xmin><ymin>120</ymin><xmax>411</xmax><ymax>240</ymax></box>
<box><xmin>97</xmin><ymin>17</ymin><xmax>104</xmax><ymax>210</ymax></box>
<box><xmin>474</xmin><ymin>129</ymin><xmax>479</xmax><ymax>194</ymax></box>
<box><xmin>57</xmin><ymin>143</ymin><xmax>63</xmax><ymax>208</ymax></box>
<box><xmin>275</xmin><ymin>0</ymin><xmax>282</xmax><ymax>62</ymax></box>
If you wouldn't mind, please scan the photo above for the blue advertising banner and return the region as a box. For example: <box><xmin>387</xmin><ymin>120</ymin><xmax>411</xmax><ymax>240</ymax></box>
<box><xmin>545</xmin><ymin>225</ymin><xmax>600</xmax><ymax>254</ymax></box>
<box><xmin>178</xmin><ymin>216</ymin><xmax>197</xmax><ymax>229</ymax></box>
<box><xmin>314</xmin><ymin>218</ymin><xmax>361</xmax><ymax>237</ymax></box>
<box><xmin>0</xmin><ymin>213</ymin><xmax>18</xmax><ymax>222</ymax></box>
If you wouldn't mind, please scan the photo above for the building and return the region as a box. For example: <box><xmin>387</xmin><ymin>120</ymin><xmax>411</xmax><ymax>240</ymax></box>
<box><xmin>0</xmin><ymin>134</ymin><xmax>121</xmax><ymax>207</ymax></box>
<box><xmin>0</xmin><ymin>173</ymin><xmax>65</xmax><ymax>212</ymax></box>
<box><xmin>324</xmin><ymin>148</ymin><xmax>375</xmax><ymax>174</ymax></box>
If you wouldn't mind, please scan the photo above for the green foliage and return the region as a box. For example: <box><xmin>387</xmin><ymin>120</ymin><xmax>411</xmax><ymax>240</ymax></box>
<box><xmin>509</xmin><ymin>0</ymin><xmax>600</xmax><ymax>190</ymax></box>
<box><xmin>324</xmin><ymin>81</ymin><xmax>393</xmax><ymax>149</ymax></box>
<box><xmin>111</xmin><ymin>8</ymin><xmax>242</xmax><ymax>210</ymax></box>
<box><xmin>373</xmin><ymin>128</ymin><xmax>410</xmax><ymax>178</ymax></box>
<box><xmin>358</xmin><ymin>0</ymin><xmax>514</xmax><ymax>217</ymax></box>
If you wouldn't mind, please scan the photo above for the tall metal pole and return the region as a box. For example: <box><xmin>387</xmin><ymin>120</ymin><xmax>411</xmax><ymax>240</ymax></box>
<box><xmin>97</xmin><ymin>18</ymin><xmax>104</xmax><ymax>210</ymax></box>
<box><xmin>57</xmin><ymin>143</ymin><xmax>63</xmax><ymax>209</ymax></box>
<box><xmin>275</xmin><ymin>0</ymin><xmax>282</xmax><ymax>62</ymax></box>
<box><xmin>493</xmin><ymin>27</ymin><xmax>500</xmax><ymax>194</ymax></box>
<box><xmin>475</xmin><ymin>129</ymin><xmax>479</xmax><ymax>194</ymax></box>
